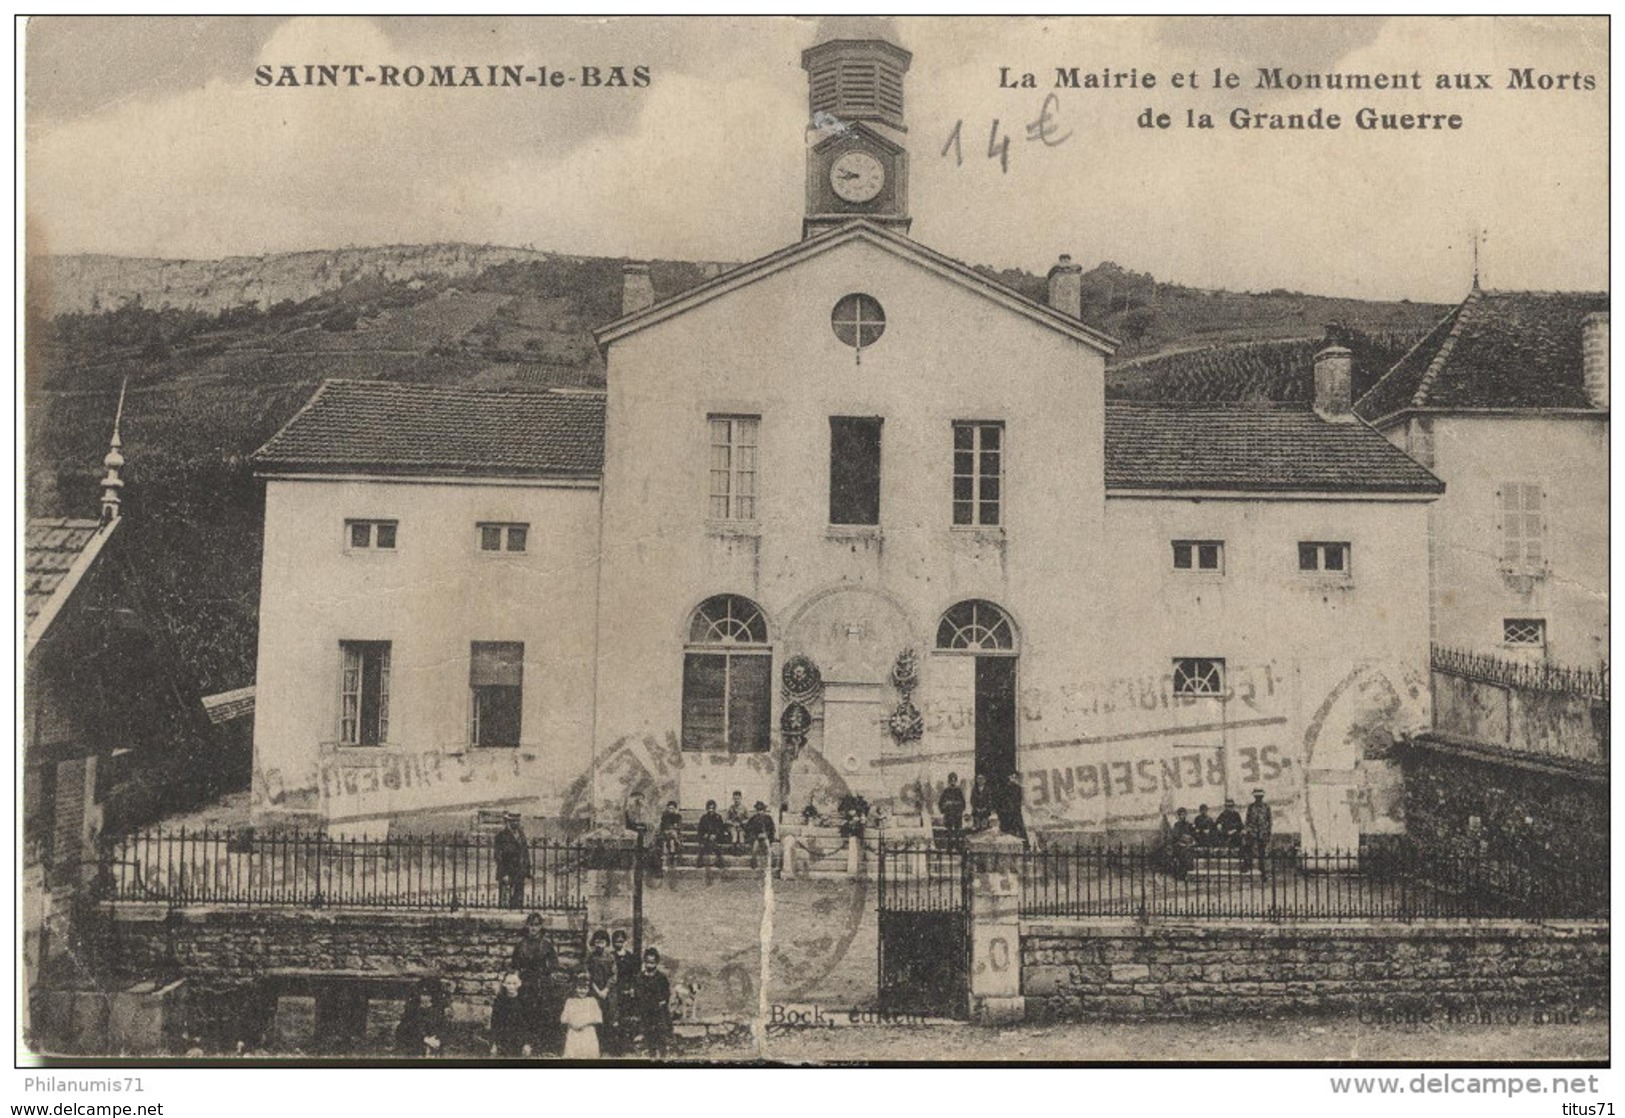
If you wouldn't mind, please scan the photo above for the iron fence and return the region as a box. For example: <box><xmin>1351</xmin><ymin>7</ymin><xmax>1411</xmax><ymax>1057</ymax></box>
<box><xmin>101</xmin><ymin>827</ymin><xmax>589</xmax><ymax>912</ymax></box>
<box><xmin>876</xmin><ymin>841</ymin><xmax>969</xmax><ymax>912</ymax></box>
<box><xmin>1016</xmin><ymin>845</ymin><xmax>1608</xmax><ymax>922</ymax></box>
<box><xmin>1432</xmin><ymin>645</ymin><xmax>1609</xmax><ymax>701</ymax></box>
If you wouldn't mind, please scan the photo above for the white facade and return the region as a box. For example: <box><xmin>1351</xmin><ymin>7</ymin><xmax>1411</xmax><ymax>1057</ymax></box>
<box><xmin>251</xmin><ymin>476</ymin><xmax>600</xmax><ymax>827</ymax></box>
<box><xmin>1386</xmin><ymin>413</ymin><xmax>1608</xmax><ymax>666</ymax></box>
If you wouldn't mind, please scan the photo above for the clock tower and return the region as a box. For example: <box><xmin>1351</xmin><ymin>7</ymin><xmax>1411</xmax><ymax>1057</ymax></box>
<box><xmin>801</xmin><ymin>24</ymin><xmax>912</xmax><ymax>239</ymax></box>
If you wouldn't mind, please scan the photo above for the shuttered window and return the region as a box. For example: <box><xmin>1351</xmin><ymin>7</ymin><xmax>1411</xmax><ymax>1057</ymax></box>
<box><xmin>1499</xmin><ymin>482</ymin><xmax>1545</xmax><ymax>570</ymax></box>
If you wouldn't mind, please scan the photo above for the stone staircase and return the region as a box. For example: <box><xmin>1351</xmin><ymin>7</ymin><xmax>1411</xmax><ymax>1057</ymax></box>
<box><xmin>650</xmin><ymin>812</ymin><xmax>933</xmax><ymax>879</ymax></box>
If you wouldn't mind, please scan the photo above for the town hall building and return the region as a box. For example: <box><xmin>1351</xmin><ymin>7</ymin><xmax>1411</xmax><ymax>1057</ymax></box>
<box><xmin>249</xmin><ymin>26</ymin><xmax>1444</xmax><ymax>851</ymax></box>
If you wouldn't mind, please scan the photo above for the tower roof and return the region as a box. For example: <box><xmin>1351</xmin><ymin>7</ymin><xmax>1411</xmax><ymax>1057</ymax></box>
<box><xmin>808</xmin><ymin>16</ymin><xmax>905</xmax><ymax>50</ymax></box>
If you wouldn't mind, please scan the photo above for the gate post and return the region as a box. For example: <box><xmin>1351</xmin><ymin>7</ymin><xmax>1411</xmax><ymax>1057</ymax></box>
<box><xmin>966</xmin><ymin>832</ymin><xmax>1025</xmax><ymax>1024</ymax></box>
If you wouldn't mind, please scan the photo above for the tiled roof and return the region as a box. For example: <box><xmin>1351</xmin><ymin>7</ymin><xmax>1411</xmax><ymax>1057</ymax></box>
<box><xmin>1105</xmin><ymin>402</ymin><xmax>1444</xmax><ymax>494</ymax></box>
<box><xmin>25</xmin><ymin>517</ymin><xmax>112</xmax><ymax>635</ymax></box>
<box><xmin>1354</xmin><ymin>289</ymin><xmax>1609</xmax><ymax>423</ymax></box>
<box><xmin>252</xmin><ymin>379</ymin><xmax>605</xmax><ymax>477</ymax></box>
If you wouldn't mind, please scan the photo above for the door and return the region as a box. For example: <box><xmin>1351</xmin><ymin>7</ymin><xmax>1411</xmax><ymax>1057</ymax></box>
<box><xmin>974</xmin><ymin>656</ymin><xmax>1017</xmax><ymax>787</ymax></box>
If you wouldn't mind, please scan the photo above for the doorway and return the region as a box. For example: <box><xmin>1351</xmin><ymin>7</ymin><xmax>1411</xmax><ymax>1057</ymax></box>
<box><xmin>974</xmin><ymin>655</ymin><xmax>1017</xmax><ymax>788</ymax></box>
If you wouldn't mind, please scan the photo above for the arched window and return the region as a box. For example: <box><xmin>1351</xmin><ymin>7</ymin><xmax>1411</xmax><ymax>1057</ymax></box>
<box><xmin>936</xmin><ymin>600</ymin><xmax>1017</xmax><ymax>653</ymax></box>
<box><xmin>688</xmin><ymin>594</ymin><xmax>769</xmax><ymax>645</ymax></box>
<box><xmin>683</xmin><ymin>596</ymin><xmax>772</xmax><ymax>754</ymax></box>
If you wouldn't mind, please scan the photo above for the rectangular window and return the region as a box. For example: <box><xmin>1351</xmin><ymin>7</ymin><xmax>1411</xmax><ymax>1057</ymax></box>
<box><xmin>1500</xmin><ymin>483</ymin><xmax>1545</xmax><ymax>570</ymax></box>
<box><xmin>708</xmin><ymin>415</ymin><xmax>759</xmax><ymax>520</ymax></box>
<box><xmin>1298</xmin><ymin>541</ymin><xmax>1350</xmax><ymax>573</ymax></box>
<box><xmin>470</xmin><ymin>641</ymin><xmax>524</xmax><ymax>747</ymax></box>
<box><xmin>1503</xmin><ymin>618</ymin><xmax>1546</xmax><ymax>647</ymax></box>
<box><xmin>478</xmin><ymin>523</ymin><xmax>529</xmax><ymax>552</ymax></box>
<box><xmin>1172</xmin><ymin>657</ymin><xmax>1225</xmax><ymax>697</ymax></box>
<box><xmin>346</xmin><ymin>519</ymin><xmax>397</xmax><ymax>550</ymax></box>
<box><xmin>830</xmin><ymin>417</ymin><xmax>882</xmax><ymax>525</ymax></box>
<box><xmin>681</xmin><ymin>652</ymin><xmax>772</xmax><ymax>753</ymax></box>
<box><xmin>1172</xmin><ymin>540</ymin><xmax>1223</xmax><ymax>571</ymax></box>
<box><xmin>339</xmin><ymin>641</ymin><xmax>391</xmax><ymax>745</ymax></box>
<box><xmin>952</xmin><ymin>421</ymin><xmax>1003</xmax><ymax>526</ymax></box>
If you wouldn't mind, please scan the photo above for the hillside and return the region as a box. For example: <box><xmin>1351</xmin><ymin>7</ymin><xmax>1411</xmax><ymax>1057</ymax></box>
<box><xmin>25</xmin><ymin>245</ymin><xmax>1448</xmax><ymax>695</ymax></box>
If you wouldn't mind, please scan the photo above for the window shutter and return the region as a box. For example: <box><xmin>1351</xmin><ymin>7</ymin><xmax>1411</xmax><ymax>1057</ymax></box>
<box><xmin>682</xmin><ymin>653</ymin><xmax>728</xmax><ymax>752</ymax></box>
<box><xmin>470</xmin><ymin>642</ymin><xmax>524</xmax><ymax>687</ymax></box>
<box><xmin>727</xmin><ymin>655</ymin><xmax>773</xmax><ymax>753</ymax></box>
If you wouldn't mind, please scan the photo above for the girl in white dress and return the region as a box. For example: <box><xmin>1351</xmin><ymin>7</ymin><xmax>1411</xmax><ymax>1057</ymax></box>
<box><xmin>560</xmin><ymin>973</ymin><xmax>603</xmax><ymax>1059</ymax></box>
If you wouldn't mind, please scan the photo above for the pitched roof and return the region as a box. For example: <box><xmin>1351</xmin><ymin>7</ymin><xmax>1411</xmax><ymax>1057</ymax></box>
<box><xmin>1354</xmin><ymin>289</ymin><xmax>1609</xmax><ymax>424</ymax></box>
<box><xmin>26</xmin><ymin>516</ymin><xmax>118</xmax><ymax>650</ymax></box>
<box><xmin>594</xmin><ymin>219</ymin><xmax>1120</xmax><ymax>356</ymax></box>
<box><xmin>1104</xmin><ymin>402</ymin><xmax>1444</xmax><ymax>494</ymax></box>
<box><xmin>252</xmin><ymin>379</ymin><xmax>605</xmax><ymax>478</ymax></box>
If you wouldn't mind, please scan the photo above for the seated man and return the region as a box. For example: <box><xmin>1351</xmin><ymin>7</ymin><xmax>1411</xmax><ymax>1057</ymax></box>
<box><xmin>1215</xmin><ymin>798</ymin><xmax>1244</xmax><ymax>852</ymax></box>
<box><xmin>1169</xmin><ymin>807</ymin><xmax>1197</xmax><ymax>877</ymax></box>
<box><xmin>656</xmin><ymin>800</ymin><xmax>683</xmax><ymax>865</ymax></box>
<box><xmin>1192</xmin><ymin>803</ymin><xmax>1217</xmax><ymax>848</ymax></box>
<box><xmin>696</xmin><ymin>799</ymin><xmax>729</xmax><ymax>867</ymax></box>
<box><xmin>743</xmin><ymin>801</ymin><xmax>777</xmax><ymax>870</ymax></box>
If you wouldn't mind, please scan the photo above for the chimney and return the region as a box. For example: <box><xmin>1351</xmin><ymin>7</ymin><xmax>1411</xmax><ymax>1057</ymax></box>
<box><xmin>1313</xmin><ymin>339</ymin><xmax>1354</xmax><ymax>422</ymax></box>
<box><xmin>621</xmin><ymin>262</ymin><xmax>654</xmax><ymax>317</ymax></box>
<box><xmin>1582</xmin><ymin>311</ymin><xmax>1608</xmax><ymax>409</ymax></box>
<box><xmin>1046</xmin><ymin>253</ymin><xmax>1082</xmax><ymax>320</ymax></box>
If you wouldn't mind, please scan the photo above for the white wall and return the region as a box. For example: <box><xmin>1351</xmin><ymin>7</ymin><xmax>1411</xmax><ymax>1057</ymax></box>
<box><xmin>251</xmin><ymin>476</ymin><xmax>600</xmax><ymax>825</ymax></box>
<box><xmin>1401</xmin><ymin>413</ymin><xmax>1608</xmax><ymax>666</ymax></box>
<box><xmin>1076</xmin><ymin>495</ymin><xmax>1435</xmax><ymax>844</ymax></box>
<box><xmin>594</xmin><ymin>237</ymin><xmax>1109</xmax><ymax>816</ymax></box>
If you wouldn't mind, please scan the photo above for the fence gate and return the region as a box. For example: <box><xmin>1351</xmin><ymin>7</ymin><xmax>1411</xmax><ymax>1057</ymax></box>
<box><xmin>877</xmin><ymin>842</ymin><xmax>971</xmax><ymax>1020</ymax></box>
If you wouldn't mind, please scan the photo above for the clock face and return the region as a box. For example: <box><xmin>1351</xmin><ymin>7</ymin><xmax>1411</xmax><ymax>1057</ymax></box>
<box><xmin>830</xmin><ymin>151</ymin><xmax>886</xmax><ymax>204</ymax></box>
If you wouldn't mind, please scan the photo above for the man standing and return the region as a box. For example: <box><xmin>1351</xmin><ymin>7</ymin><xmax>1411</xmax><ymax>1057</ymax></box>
<box><xmin>1243</xmin><ymin>789</ymin><xmax>1273</xmax><ymax>879</ymax></box>
<box><xmin>937</xmin><ymin>772</ymin><xmax>967</xmax><ymax>839</ymax></box>
<box><xmin>494</xmin><ymin>813</ymin><xmax>532</xmax><ymax>909</ymax></box>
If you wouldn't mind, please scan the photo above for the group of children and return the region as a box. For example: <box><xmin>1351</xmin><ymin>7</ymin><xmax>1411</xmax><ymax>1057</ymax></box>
<box><xmin>393</xmin><ymin>914</ymin><xmax>674</xmax><ymax>1059</ymax></box>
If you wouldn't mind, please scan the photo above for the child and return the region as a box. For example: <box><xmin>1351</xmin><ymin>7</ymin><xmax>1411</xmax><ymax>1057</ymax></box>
<box><xmin>586</xmin><ymin>929</ymin><xmax>619</xmax><ymax>1048</ymax></box>
<box><xmin>560</xmin><ymin>973</ymin><xmax>603</xmax><ymax>1059</ymax></box>
<box><xmin>726</xmin><ymin>790</ymin><xmax>750</xmax><ymax>852</ymax></box>
<box><xmin>489</xmin><ymin>972</ymin><xmax>532</xmax><ymax>1057</ymax></box>
<box><xmin>696</xmin><ymin>799</ymin><xmax>729</xmax><ymax>867</ymax></box>
<box><xmin>634</xmin><ymin>948</ymin><xmax>673</xmax><ymax>1058</ymax></box>
<box><xmin>611</xmin><ymin>930</ymin><xmax>639</xmax><ymax>1054</ymax></box>
<box><xmin>394</xmin><ymin>978</ymin><xmax>447</xmax><ymax>1058</ymax></box>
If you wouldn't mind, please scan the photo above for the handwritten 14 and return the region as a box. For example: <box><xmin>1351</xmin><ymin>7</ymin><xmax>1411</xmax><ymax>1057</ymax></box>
<box><xmin>942</xmin><ymin>93</ymin><xmax>1071</xmax><ymax>174</ymax></box>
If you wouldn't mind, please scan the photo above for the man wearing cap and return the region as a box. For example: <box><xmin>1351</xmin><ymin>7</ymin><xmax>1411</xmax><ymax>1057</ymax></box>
<box><xmin>1215</xmin><ymin>798</ymin><xmax>1244</xmax><ymax>853</ymax></box>
<box><xmin>494</xmin><ymin>813</ymin><xmax>532</xmax><ymax>909</ymax></box>
<box><xmin>1242</xmin><ymin>789</ymin><xmax>1273</xmax><ymax>878</ymax></box>
<box><xmin>743</xmin><ymin>801</ymin><xmax>777</xmax><ymax>870</ymax></box>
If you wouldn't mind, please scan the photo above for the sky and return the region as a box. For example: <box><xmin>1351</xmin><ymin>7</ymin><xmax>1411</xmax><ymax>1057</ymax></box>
<box><xmin>23</xmin><ymin>15</ymin><xmax>1609</xmax><ymax>303</ymax></box>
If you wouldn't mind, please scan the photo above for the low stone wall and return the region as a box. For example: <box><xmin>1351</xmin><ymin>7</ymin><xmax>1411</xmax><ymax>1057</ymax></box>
<box><xmin>102</xmin><ymin>903</ymin><xmax>586</xmax><ymax>1043</ymax></box>
<box><xmin>1400</xmin><ymin>735</ymin><xmax>1608</xmax><ymax>870</ymax></box>
<box><xmin>1022</xmin><ymin>919</ymin><xmax>1608</xmax><ymax>1020</ymax></box>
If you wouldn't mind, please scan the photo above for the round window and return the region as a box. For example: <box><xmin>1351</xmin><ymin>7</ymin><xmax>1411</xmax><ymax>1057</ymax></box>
<box><xmin>831</xmin><ymin>293</ymin><xmax>886</xmax><ymax>349</ymax></box>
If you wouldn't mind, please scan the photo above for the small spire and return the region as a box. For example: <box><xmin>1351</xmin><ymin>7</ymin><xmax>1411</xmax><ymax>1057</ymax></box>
<box><xmin>1471</xmin><ymin>226</ymin><xmax>1483</xmax><ymax>290</ymax></box>
<box><xmin>100</xmin><ymin>378</ymin><xmax>127</xmax><ymax>523</ymax></box>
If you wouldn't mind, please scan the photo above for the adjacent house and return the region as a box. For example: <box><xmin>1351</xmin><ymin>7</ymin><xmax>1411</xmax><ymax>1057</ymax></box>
<box><xmin>1354</xmin><ymin>287</ymin><xmax>1609</xmax><ymax>667</ymax></box>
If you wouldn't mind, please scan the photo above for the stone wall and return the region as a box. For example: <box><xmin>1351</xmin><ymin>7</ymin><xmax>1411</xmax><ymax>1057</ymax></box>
<box><xmin>1399</xmin><ymin>735</ymin><xmax>1608</xmax><ymax>870</ymax></box>
<box><xmin>1022</xmin><ymin>919</ymin><xmax>1608</xmax><ymax>1020</ymax></box>
<box><xmin>1431</xmin><ymin>670</ymin><xmax>1606</xmax><ymax>766</ymax></box>
<box><xmin>102</xmin><ymin>903</ymin><xmax>586</xmax><ymax>1043</ymax></box>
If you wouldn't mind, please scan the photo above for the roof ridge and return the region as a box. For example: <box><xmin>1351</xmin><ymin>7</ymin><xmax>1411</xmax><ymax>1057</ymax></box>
<box><xmin>1410</xmin><ymin>288</ymin><xmax>1479</xmax><ymax>409</ymax></box>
